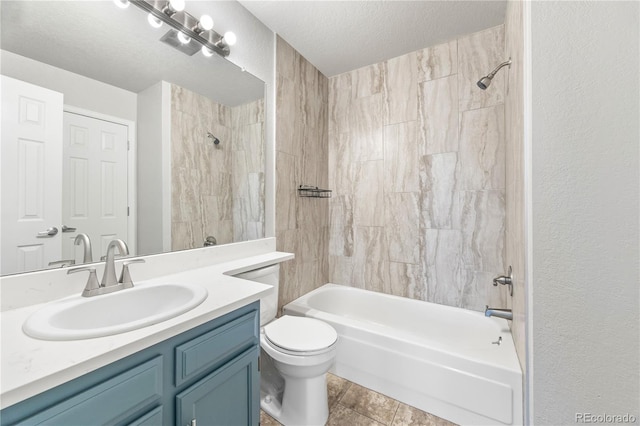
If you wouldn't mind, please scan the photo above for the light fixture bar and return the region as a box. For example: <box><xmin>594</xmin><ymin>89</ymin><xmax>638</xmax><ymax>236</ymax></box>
<box><xmin>130</xmin><ymin>0</ymin><xmax>230</xmax><ymax>57</ymax></box>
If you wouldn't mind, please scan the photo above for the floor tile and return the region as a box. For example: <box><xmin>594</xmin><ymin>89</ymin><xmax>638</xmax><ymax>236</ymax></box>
<box><xmin>327</xmin><ymin>404</ymin><xmax>386</xmax><ymax>426</ymax></box>
<box><xmin>339</xmin><ymin>382</ymin><xmax>400</xmax><ymax>425</ymax></box>
<box><xmin>260</xmin><ymin>409</ymin><xmax>282</xmax><ymax>426</ymax></box>
<box><xmin>327</xmin><ymin>373</ymin><xmax>351</xmax><ymax>409</ymax></box>
<box><xmin>391</xmin><ymin>403</ymin><xmax>458</xmax><ymax>426</ymax></box>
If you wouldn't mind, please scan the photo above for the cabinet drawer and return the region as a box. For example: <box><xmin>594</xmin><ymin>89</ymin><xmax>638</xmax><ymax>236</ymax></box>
<box><xmin>19</xmin><ymin>356</ymin><xmax>163</xmax><ymax>425</ymax></box>
<box><xmin>127</xmin><ymin>406</ymin><xmax>163</xmax><ymax>426</ymax></box>
<box><xmin>175</xmin><ymin>310</ymin><xmax>258</xmax><ymax>386</ymax></box>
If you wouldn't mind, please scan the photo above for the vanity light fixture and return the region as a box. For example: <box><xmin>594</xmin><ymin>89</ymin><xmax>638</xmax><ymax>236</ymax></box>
<box><xmin>119</xmin><ymin>0</ymin><xmax>235</xmax><ymax>58</ymax></box>
<box><xmin>147</xmin><ymin>13</ymin><xmax>163</xmax><ymax>28</ymax></box>
<box><xmin>113</xmin><ymin>0</ymin><xmax>130</xmax><ymax>9</ymax></box>
<box><xmin>177</xmin><ymin>32</ymin><xmax>191</xmax><ymax>45</ymax></box>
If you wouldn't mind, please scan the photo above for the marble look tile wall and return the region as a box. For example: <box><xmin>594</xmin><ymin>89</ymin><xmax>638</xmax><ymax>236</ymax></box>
<box><xmin>275</xmin><ymin>36</ymin><xmax>329</xmax><ymax>311</ymax></box>
<box><xmin>505</xmin><ymin>0</ymin><xmax>526</xmax><ymax>373</ymax></box>
<box><xmin>171</xmin><ymin>85</ymin><xmax>264</xmax><ymax>250</ymax></box>
<box><xmin>231</xmin><ymin>99</ymin><xmax>266</xmax><ymax>242</ymax></box>
<box><xmin>328</xmin><ymin>25</ymin><xmax>508</xmax><ymax>312</ymax></box>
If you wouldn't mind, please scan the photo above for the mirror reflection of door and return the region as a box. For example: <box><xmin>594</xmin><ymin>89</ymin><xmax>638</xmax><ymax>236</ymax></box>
<box><xmin>62</xmin><ymin>112</ymin><xmax>128</xmax><ymax>262</ymax></box>
<box><xmin>1</xmin><ymin>75</ymin><xmax>63</xmax><ymax>275</ymax></box>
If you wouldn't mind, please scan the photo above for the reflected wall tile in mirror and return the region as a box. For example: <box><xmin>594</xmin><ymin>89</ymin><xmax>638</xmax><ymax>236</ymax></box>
<box><xmin>417</xmin><ymin>39</ymin><xmax>457</xmax><ymax>82</ymax></box>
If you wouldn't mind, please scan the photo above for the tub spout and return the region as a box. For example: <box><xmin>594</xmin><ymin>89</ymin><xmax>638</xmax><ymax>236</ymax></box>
<box><xmin>485</xmin><ymin>305</ymin><xmax>513</xmax><ymax>321</ymax></box>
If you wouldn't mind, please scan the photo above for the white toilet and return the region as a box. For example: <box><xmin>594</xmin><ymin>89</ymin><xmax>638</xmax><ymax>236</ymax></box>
<box><xmin>234</xmin><ymin>263</ymin><xmax>338</xmax><ymax>426</ymax></box>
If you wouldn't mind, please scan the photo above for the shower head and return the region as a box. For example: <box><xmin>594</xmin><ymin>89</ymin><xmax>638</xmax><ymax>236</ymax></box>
<box><xmin>476</xmin><ymin>58</ymin><xmax>512</xmax><ymax>90</ymax></box>
<box><xmin>477</xmin><ymin>76</ymin><xmax>493</xmax><ymax>90</ymax></box>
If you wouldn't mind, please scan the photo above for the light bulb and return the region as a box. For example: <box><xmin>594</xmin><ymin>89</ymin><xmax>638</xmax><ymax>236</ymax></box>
<box><xmin>201</xmin><ymin>46</ymin><xmax>214</xmax><ymax>57</ymax></box>
<box><xmin>224</xmin><ymin>31</ymin><xmax>237</xmax><ymax>46</ymax></box>
<box><xmin>169</xmin><ymin>0</ymin><xmax>185</xmax><ymax>12</ymax></box>
<box><xmin>113</xmin><ymin>0</ymin><xmax>130</xmax><ymax>9</ymax></box>
<box><xmin>147</xmin><ymin>14</ymin><xmax>163</xmax><ymax>28</ymax></box>
<box><xmin>199</xmin><ymin>15</ymin><xmax>214</xmax><ymax>31</ymax></box>
<box><xmin>177</xmin><ymin>32</ymin><xmax>191</xmax><ymax>44</ymax></box>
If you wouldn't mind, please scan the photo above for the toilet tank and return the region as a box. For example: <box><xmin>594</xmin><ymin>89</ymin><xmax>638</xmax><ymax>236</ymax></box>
<box><xmin>233</xmin><ymin>263</ymin><xmax>279</xmax><ymax>325</ymax></box>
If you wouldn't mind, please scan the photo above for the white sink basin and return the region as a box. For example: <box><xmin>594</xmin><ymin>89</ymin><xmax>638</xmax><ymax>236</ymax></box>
<box><xmin>23</xmin><ymin>283</ymin><xmax>208</xmax><ymax>340</ymax></box>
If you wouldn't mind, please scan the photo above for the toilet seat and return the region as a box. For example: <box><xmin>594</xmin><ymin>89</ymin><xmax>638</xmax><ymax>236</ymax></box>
<box><xmin>264</xmin><ymin>316</ymin><xmax>337</xmax><ymax>356</ymax></box>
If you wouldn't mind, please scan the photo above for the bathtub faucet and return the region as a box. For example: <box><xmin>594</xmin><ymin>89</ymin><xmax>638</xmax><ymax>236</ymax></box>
<box><xmin>485</xmin><ymin>305</ymin><xmax>513</xmax><ymax>321</ymax></box>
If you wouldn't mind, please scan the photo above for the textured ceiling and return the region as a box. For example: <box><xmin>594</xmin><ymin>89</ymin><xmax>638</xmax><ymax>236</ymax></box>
<box><xmin>239</xmin><ymin>0</ymin><xmax>507</xmax><ymax>77</ymax></box>
<box><xmin>0</xmin><ymin>1</ymin><xmax>264</xmax><ymax>106</ymax></box>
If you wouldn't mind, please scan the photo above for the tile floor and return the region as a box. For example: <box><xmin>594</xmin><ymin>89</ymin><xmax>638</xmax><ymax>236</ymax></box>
<box><xmin>260</xmin><ymin>373</ymin><xmax>457</xmax><ymax>426</ymax></box>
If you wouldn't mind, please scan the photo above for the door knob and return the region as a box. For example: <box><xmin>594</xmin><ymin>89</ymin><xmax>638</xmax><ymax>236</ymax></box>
<box><xmin>37</xmin><ymin>227</ymin><xmax>59</xmax><ymax>237</ymax></box>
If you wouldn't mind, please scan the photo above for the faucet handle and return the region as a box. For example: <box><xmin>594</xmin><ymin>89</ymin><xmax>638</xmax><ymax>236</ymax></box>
<box><xmin>492</xmin><ymin>265</ymin><xmax>513</xmax><ymax>296</ymax></box>
<box><xmin>48</xmin><ymin>259</ymin><xmax>76</xmax><ymax>268</ymax></box>
<box><xmin>68</xmin><ymin>266</ymin><xmax>101</xmax><ymax>297</ymax></box>
<box><xmin>119</xmin><ymin>258</ymin><xmax>146</xmax><ymax>289</ymax></box>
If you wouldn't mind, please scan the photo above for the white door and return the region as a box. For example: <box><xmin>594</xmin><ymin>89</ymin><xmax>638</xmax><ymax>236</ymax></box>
<box><xmin>1</xmin><ymin>75</ymin><xmax>63</xmax><ymax>275</ymax></box>
<box><xmin>62</xmin><ymin>112</ymin><xmax>128</xmax><ymax>262</ymax></box>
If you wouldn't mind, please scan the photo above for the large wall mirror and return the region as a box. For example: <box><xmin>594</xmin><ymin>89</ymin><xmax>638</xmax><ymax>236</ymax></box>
<box><xmin>0</xmin><ymin>1</ymin><xmax>266</xmax><ymax>276</ymax></box>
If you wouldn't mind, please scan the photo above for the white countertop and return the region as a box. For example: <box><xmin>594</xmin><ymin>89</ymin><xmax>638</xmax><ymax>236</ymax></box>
<box><xmin>0</xmin><ymin>248</ymin><xmax>293</xmax><ymax>409</ymax></box>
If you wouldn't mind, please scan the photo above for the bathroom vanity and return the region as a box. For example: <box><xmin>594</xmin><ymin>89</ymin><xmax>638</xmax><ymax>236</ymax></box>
<box><xmin>1</xmin><ymin>302</ymin><xmax>259</xmax><ymax>425</ymax></box>
<box><xmin>0</xmin><ymin>239</ymin><xmax>293</xmax><ymax>426</ymax></box>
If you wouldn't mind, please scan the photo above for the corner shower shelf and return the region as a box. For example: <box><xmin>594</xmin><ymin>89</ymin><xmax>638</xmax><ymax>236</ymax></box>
<box><xmin>297</xmin><ymin>185</ymin><xmax>332</xmax><ymax>198</ymax></box>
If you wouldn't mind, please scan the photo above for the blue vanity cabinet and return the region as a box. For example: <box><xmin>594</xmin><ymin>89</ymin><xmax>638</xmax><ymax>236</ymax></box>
<box><xmin>176</xmin><ymin>346</ymin><xmax>259</xmax><ymax>426</ymax></box>
<box><xmin>1</xmin><ymin>301</ymin><xmax>260</xmax><ymax>426</ymax></box>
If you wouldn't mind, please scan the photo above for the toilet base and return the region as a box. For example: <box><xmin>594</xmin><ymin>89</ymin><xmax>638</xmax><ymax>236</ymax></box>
<box><xmin>259</xmin><ymin>347</ymin><xmax>332</xmax><ymax>426</ymax></box>
<box><xmin>260</xmin><ymin>373</ymin><xmax>329</xmax><ymax>426</ymax></box>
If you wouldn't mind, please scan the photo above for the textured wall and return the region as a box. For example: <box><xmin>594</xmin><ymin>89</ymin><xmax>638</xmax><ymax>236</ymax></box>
<box><xmin>504</xmin><ymin>0</ymin><xmax>526</xmax><ymax>377</ymax></box>
<box><xmin>171</xmin><ymin>85</ymin><xmax>264</xmax><ymax>250</ymax></box>
<box><xmin>232</xmin><ymin>99</ymin><xmax>266</xmax><ymax>242</ymax></box>
<box><xmin>275</xmin><ymin>36</ymin><xmax>329</xmax><ymax>311</ymax></box>
<box><xmin>531</xmin><ymin>1</ymin><xmax>639</xmax><ymax>423</ymax></box>
<box><xmin>328</xmin><ymin>26</ymin><xmax>509</xmax><ymax>312</ymax></box>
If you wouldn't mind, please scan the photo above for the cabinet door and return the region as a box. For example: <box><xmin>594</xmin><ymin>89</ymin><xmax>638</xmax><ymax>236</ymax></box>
<box><xmin>176</xmin><ymin>347</ymin><xmax>259</xmax><ymax>426</ymax></box>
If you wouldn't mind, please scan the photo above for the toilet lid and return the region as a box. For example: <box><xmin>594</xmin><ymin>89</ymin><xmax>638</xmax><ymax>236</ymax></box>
<box><xmin>264</xmin><ymin>316</ymin><xmax>337</xmax><ymax>353</ymax></box>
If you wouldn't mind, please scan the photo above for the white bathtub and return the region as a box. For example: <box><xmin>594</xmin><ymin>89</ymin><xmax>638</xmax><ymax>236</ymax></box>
<box><xmin>283</xmin><ymin>284</ymin><xmax>523</xmax><ymax>426</ymax></box>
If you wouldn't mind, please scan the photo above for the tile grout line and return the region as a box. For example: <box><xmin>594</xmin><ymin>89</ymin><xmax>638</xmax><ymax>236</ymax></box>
<box><xmin>390</xmin><ymin>401</ymin><xmax>401</xmax><ymax>426</ymax></box>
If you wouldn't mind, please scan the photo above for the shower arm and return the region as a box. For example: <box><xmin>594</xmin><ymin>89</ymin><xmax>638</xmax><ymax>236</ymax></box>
<box><xmin>486</xmin><ymin>59</ymin><xmax>512</xmax><ymax>79</ymax></box>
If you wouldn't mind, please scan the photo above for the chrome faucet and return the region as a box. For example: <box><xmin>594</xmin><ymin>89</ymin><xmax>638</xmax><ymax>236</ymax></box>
<box><xmin>101</xmin><ymin>239</ymin><xmax>129</xmax><ymax>287</ymax></box>
<box><xmin>74</xmin><ymin>233</ymin><xmax>93</xmax><ymax>264</ymax></box>
<box><xmin>68</xmin><ymin>239</ymin><xmax>146</xmax><ymax>297</ymax></box>
<box><xmin>485</xmin><ymin>305</ymin><xmax>513</xmax><ymax>321</ymax></box>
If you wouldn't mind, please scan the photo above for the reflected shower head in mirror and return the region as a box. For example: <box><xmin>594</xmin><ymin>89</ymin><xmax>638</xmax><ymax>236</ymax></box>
<box><xmin>477</xmin><ymin>58</ymin><xmax>512</xmax><ymax>90</ymax></box>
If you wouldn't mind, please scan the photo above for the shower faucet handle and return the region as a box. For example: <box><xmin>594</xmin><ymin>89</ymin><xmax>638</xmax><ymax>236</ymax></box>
<box><xmin>492</xmin><ymin>266</ymin><xmax>513</xmax><ymax>296</ymax></box>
